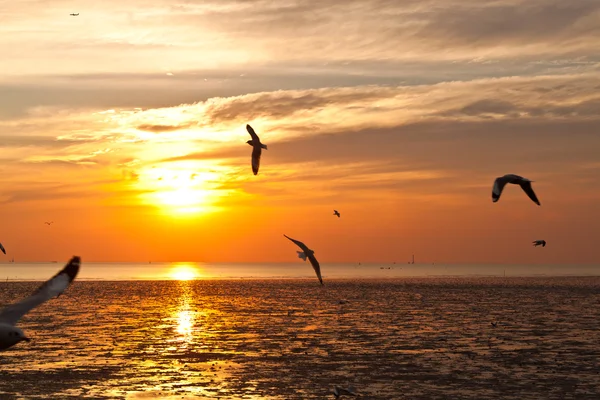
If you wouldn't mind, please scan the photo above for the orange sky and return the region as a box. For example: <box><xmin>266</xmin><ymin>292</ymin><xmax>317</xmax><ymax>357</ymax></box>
<box><xmin>0</xmin><ymin>0</ymin><xmax>599</xmax><ymax>263</ymax></box>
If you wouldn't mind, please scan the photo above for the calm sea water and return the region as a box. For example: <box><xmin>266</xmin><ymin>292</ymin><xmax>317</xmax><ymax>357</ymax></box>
<box><xmin>1</xmin><ymin>266</ymin><xmax>600</xmax><ymax>399</ymax></box>
<box><xmin>0</xmin><ymin>262</ymin><xmax>599</xmax><ymax>281</ymax></box>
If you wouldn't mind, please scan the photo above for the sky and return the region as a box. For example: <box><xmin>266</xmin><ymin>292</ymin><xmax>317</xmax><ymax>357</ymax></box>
<box><xmin>0</xmin><ymin>0</ymin><xmax>599</xmax><ymax>264</ymax></box>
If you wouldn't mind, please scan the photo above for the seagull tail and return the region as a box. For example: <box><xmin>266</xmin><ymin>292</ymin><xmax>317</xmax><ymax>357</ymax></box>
<box><xmin>261</xmin><ymin>144</ymin><xmax>268</xmax><ymax>150</ymax></box>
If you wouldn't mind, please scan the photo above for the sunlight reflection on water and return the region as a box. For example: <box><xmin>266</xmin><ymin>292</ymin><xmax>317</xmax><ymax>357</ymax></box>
<box><xmin>1</xmin><ymin>278</ymin><xmax>600</xmax><ymax>399</ymax></box>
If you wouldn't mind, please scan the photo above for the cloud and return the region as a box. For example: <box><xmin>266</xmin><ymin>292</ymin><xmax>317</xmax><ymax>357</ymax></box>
<box><xmin>137</xmin><ymin>123</ymin><xmax>191</xmax><ymax>133</ymax></box>
<box><xmin>416</xmin><ymin>0</ymin><xmax>600</xmax><ymax>49</ymax></box>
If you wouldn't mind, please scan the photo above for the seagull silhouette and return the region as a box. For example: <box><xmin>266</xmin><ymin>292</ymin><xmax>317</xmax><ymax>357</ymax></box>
<box><xmin>333</xmin><ymin>210</ymin><xmax>340</xmax><ymax>218</ymax></box>
<box><xmin>284</xmin><ymin>235</ymin><xmax>323</xmax><ymax>285</ymax></box>
<box><xmin>0</xmin><ymin>256</ymin><xmax>80</xmax><ymax>350</ymax></box>
<box><xmin>492</xmin><ymin>174</ymin><xmax>540</xmax><ymax>205</ymax></box>
<box><xmin>533</xmin><ymin>240</ymin><xmax>546</xmax><ymax>247</ymax></box>
<box><xmin>0</xmin><ymin>243</ymin><xmax>5</xmax><ymax>255</ymax></box>
<box><xmin>333</xmin><ymin>386</ymin><xmax>357</xmax><ymax>398</ymax></box>
<box><xmin>246</xmin><ymin>124</ymin><xmax>267</xmax><ymax>175</ymax></box>
<box><xmin>44</xmin><ymin>221</ymin><xmax>54</xmax><ymax>226</ymax></box>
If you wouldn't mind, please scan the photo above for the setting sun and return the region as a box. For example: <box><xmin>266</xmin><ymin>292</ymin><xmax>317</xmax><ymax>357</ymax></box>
<box><xmin>133</xmin><ymin>161</ymin><xmax>233</xmax><ymax>216</ymax></box>
<box><xmin>170</xmin><ymin>264</ymin><xmax>199</xmax><ymax>281</ymax></box>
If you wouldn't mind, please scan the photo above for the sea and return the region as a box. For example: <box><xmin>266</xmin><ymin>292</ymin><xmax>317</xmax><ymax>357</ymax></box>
<box><xmin>1</xmin><ymin>262</ymin><xmax>600</xmax><ymax>399</ymax></box>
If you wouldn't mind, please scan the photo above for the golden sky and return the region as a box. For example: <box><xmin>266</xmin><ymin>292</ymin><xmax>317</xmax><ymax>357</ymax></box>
<box><xmin>0</xmin><ymin>0</ymin><xmax>599</xmax><ymax>263</ymax></box>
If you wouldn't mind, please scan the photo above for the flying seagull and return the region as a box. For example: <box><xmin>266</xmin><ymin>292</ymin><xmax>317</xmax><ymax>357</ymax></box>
<box><xmin>0</xmin><ymin>256</ymin><xmax>80</xmax><ymax>351</ymax></box>
<box><xmin>44</xmin><ymin>221</ymin><xmax>54</xmax><ymax>226</ymax></box>
<box><xmin>492</xmin><ymin>174</ymin><xmax>540</xmax><ymax>205</ymax></box>
<box><xmin>533</xmin><ymin>240</ymin><xmax>546</xmax><ymax>247</ymax></box>
<box><xmin>333</xmin><ymin>386</ymin><xmax>357</xmax><ymax>398</ymax></box>
<box><xmin>0</xmin><ymin>243</ymin><xmax>5</xmax><ymax>255</ymax></box>
<box><xmin>333</xmin><ymin>210</ymin><xmax>340</xmax><ymax>218</ymax></box>
<box><xmin>246</xmin><ymin>124</ymin><xmax>267</xmax><ymax>175</ymax></box>
<box><xmin>284</xmin><ymin>235</ymin><xmax>323</xmax><ymax>285</ymax></box>
<box><xmin>70</xmin><ymin>13</ymin><xmax>79</xmax><ymax>16</ymax></box>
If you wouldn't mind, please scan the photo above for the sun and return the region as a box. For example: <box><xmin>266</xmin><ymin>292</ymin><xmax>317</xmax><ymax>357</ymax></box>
<box><xmin>134</xmin><ymin>161</ymin><xmax>231</xmax><ymax>216</ymax></box>
<box><xmin>170</xmin><ymin>264</ymin><xmax>199</xmax><ymax>281</ymax></box>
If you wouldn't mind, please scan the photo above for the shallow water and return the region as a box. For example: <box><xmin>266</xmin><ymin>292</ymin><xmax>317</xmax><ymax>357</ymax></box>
<box><xmin>1</xmin><ymin>277</ymin><xmax>600</xmax><ymax>399</ymax></box>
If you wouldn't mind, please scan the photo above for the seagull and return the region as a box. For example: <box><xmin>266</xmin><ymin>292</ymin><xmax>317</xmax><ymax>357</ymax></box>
<box><xmin>284</xmin><ymin>235</ymin><xmax>323</xmax><ymax>285</ymax></box>
<box><xmin>0</xmin><ymin>243</ymin><xmax>5</xmax><ymax>255</ymax></box>
<box><xmin>533</xmin><ymin>240</ymin><xmax>546</xmax><ymax>247</ymax></box>
<box><xmin>70</xmin><ymin>13</ymin><xmax>79</xmax><ymax>16</ymax></box>
<box><xmin>246</xmin><ymin>124</ymin><xmax>267</xmax><ymax>176</ymax></box>
<box><xmin>492</xmin><ymin>174</ymin><xmax>540</xmax><ymax>205</ymax></box>
<box><xmin>333</xmin><ymin>210</ymin><xmax>340</xmax><ymax>218</ymax></box>
<box><xmin>491</xmin><ymin>322</ymin><xmax>497</xmax><ymax>328</ymax></box>
<box><xmin>333</xmin><ymin>386</ymin><xmax>357</xmax><ymax>398</ymax></box>
<box><xmin>0</xmin><ymin>256</ymin><xmax>80</xmax><ymax>351</ymax></box>
<box><xmin>44</xmin><ymin>221</ymin><xmax>54</xmax><ymax>226</ymax></box>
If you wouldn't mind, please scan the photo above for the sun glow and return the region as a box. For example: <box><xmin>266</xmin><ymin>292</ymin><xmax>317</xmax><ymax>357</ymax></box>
<box><xmin>170</xmin><ymin>264</ymin><xmax>199</xmax><ymax>281</ymax></box>
<box><xmin>134</xmin><ymin>160</ymin><xmax>233</xmax><ymax>215</ymax></box>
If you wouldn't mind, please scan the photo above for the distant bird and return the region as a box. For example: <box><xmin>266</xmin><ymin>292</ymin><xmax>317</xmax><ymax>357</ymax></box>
<box><xmin>333</xmin><ymin>210</ymin><xmax>340</xmax><ymax>218</ymax></box>
<box><xmin>333</xmin><ymin>386</ymin><xmax>357</xmax><ymax>398</ymax></box>
<box><xmin>246</xmin><ymin>124</ymin><xmax>267</xmax><ymax>175</ymax></box>
<box><xmin>44</xmin><ymin>221</ymin><xmax>54</xmax><ymax>226</ymax></box>
<box><xmin>533</xmin><ymin>240</ymin><xmax>546</xmax><ymax>247</ymax></box>
<box><xmin>70</xmin><ymin>13</ymin><xmax>79</xmax><ymax>16</ymax></box>
<box><xmin>492</xmin><ymin>174</ymin><xmax>540</xmax><ymax>205</ymax></box>
<box><xmin>0</xmin><ymin>256</ymin><xmax>80</xmax><ymax>351</ymax></box>
<box><xmin>284</xmin><ymin>235</ymin><xmax>323</xmax><ymax>285</ymax></box>
<box><xmin>0</xmin><ymin>243</ymin><xmax>4</xmax><ymax>255</ymax></box>
<box><xmin>491</xmin><ymin>322</ymin><xmax>497</xmax><ymax>328</ymax></box>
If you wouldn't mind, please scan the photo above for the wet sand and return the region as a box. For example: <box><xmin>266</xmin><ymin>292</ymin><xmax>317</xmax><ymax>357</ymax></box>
<box><xmin>1</xmin><ymin>277</ymin><xmax>600</xmax><ymax>399</ymax></box>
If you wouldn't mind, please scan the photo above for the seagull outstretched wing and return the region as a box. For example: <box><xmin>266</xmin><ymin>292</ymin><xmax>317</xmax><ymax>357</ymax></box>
<box><xmin>492</xmin><ymin>176</ymin><xmax>509</xmax><ymax>203</ymax></box>
<box><xmin>0</xmin><ymin>256</ymin><xmax>80</xmax><ymax>326</ymax></box>
<box><xmin>246</xmin><ymin>124</ymin><xmax>259</xmax><ymax>141</ymax></box>
<box><xmin>519</xmin><ymin>181</ymin><xmax>541</xmax><ymax>205</ymax></box>
<box><xmin>251</xmin><ymin>146</ymin><xmax>261</xmax><ymax>175</ymax></box>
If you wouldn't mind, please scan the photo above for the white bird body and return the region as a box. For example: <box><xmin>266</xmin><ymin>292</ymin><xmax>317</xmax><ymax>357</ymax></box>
<box><xmin>0</xmin><ymin>256</ymin><xmax>80</xmax><ymax>351</ymax></box>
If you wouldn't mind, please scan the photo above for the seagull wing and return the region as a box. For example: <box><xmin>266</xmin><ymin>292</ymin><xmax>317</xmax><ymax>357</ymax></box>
<box><xmin>519</xmin><ymin>181</ymin><xmax>541</xmax><ymax>205</ymax></box>
<box><xmin>492</xmin><ymin>176</ymin><xmax>509</xmax><ymax>203</ymax></box>
<box><xmin>307</xmin><ymin>252</ymin><xmax>324</xmax><ymax>285</ymax></box>
<box><xmin>283</xmin><ymin>235</ymin><xmax>310</xmax><ymax>253</ymax></box>
<box><xmin>0</xmin><ymin>243</ymin><xmax>5</xmax><ymax>254</ymax></box>
<box><xmin>338</xmin><ymin>387</ymin><xmax>357</xmax><ymax>396</ymax></box>
<box><xmin>251</xmin><ymin>146</ymin><xmax>262</xmax><ymax>175</ymax></box>
<box><xmin>0</xmin><ymin>256</ymin><xmax>80</xmax><ymax>326</ymax></box>
<box><xmin>246</xmin><ymin>124</ymin><xmax>260</xmax><ymax>141</ymax></box>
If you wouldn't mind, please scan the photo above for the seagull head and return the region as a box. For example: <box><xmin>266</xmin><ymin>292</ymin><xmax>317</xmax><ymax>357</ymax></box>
<box><xmin>2</xmin><ymin>327</ymin><xmax>30</xmax><ymax>348</ymax></box>
<box><xmin>246</xmin><ymin>140</ymin><xmax>253</xmax><ymax>146</ymax></box>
